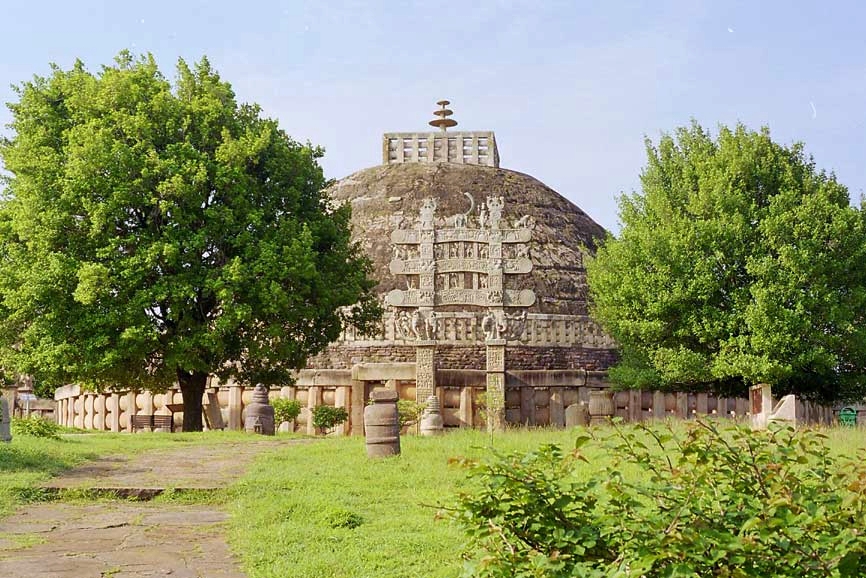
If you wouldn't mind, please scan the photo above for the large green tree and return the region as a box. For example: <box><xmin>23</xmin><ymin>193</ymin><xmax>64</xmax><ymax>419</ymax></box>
<box><xmin>587</xmin><ymin>122</ymin><xmax>866</xmax><ymax>404</ymax></box>
<box><xmin>0</xmin><ymin>52</ymin><xmax>380</xmax><ymax>430</ymax></box>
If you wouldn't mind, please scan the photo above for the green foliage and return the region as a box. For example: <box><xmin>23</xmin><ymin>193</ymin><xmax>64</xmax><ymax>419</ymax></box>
<box><xmin>0</xmin><ymin>52</ymin><xmax>380</xmax><ymax>415</ymax></box>
<box><xmin>587</xmin><ymin>121</ymin><xmax>866</xmax><ymax>403</ymax></box>
<box><xmin>323</xmin><ymin>508</ymin><xmax>363</xmax><ymax>529</ymax></box>
<box><xmin>397</xmin><ymin>399</ymin><xmax>425</xmax><ymax>428</ymax></box>
<box><xmin>310</xmin><ymin>405</ymin><xmax>348</xmax><ymax>433</ymax></box>
<box><xmin>271</xmin><ymin>398</ymin><xmax>302</xmax><ymax>424</ymax></box>
<box><xmin>11</xmin><ymin>415</ymin><xmax>62</xmax><ymax>439</ymax></box>
<box><xmin>452</xmin><ymin>421</ymin><xmax>866</xmax><ymax>577</ymax></box>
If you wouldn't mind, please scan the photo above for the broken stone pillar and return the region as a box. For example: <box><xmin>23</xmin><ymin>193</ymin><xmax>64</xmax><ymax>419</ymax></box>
<box><xmin>227</xmin><ymin>382</ymin><xmax>243</xmax><ymax>431</ymax></box>
<box><xmin>768</xmin><ymin>394</ymin><xmax>797</xmax><ymax>427</ymax></box>
<box><xmin>365</xmin><ymin>390</ymin><xmax>400</xmax><ymax>457</ymax></box>
<box><xmin>243</xmin><ymin>384</ymin><xmax>275</xmax><ymax>435</ymax></box>
<box><xmin>565</xmin><ymin>402</ymin><xmax>589</xmax><ymax>427</ymax></box>
<box><xmin>419</xmin><ymin>395</ymin><xmax>444</xmax><ymax>436</ymax></box>
<box><xmin>749</xmin><ymin>384</ymin><xmax>773</xmax><ymax>430</ymax></box>
<box><xmin>588</xmin><ymin>390</ymin><xmax>614</xmax><ymax>426</ymax></box>
<box><xmin>0</xmin><ymin>396</ymin><xmax>10</xmax><ymax>442</ymax></box>
<box><xmin>350</xmin><ymin>378</ymin><xmax>366</xmax><ymax>436</ymax></box>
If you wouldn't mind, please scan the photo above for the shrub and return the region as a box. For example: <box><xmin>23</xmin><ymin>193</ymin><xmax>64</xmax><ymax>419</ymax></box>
<box><xmin>272</xmin><ymin>398</ymin><xmax>302</xmax><ymax>424</ymax></box>
<box><xmin>11</xmin><ymin>415</ymin><xmax>62</xmax><ymax>439</ymax></box>
<box><xmin>310</xmin><ymin>405</ymin><xmax>348</xmax><ymax>434</ymax></box>
<box><xmin>451</xmin><ymin>420</ymin><xmax>866</xmax><ymax>577</ymax></box>
<box><xmin>323</xmin><ymin>508</ymin><xmax>364</xmax><ymax>529</ymax></box>
<box><xmin>397</xmin><ymin>399</ymin><xmax>425</xmax><ymax>428</ymax></box>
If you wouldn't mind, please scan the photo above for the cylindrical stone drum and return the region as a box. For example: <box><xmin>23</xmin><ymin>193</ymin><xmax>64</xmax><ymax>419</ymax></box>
<box><xmin>420</xmin><ymin>395</ymin><xmax>444</xmax><ymax>436</ymax></box>
<box><xmin>588</xmin><ymin>390</ymin><xmax>614</xmax><ymax>426</ymax></box>
<box><xmin>365</xmin><ymin>390</ymin><xmax>401</xmax><ymax>457</ymax></box>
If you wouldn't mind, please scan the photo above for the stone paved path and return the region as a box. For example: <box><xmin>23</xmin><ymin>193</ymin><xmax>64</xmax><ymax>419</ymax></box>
<box><xmin>0</xmin><ymin>439</ymin><xmax>295</xmax><ymax>577</ymax></box>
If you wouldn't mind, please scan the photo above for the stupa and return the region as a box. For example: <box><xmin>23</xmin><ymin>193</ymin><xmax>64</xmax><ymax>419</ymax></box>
<box><xmin>304</xmin><ymin>101</ymin><xmax>618</xmax><ymax>431</ymax></box>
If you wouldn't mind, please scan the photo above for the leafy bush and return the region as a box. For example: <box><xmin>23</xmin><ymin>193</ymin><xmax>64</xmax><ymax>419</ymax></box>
<box><xmin>397</xmin><ymin>400</ymin><xmax>425</xmax><ymax>428</ymax></box>
<box><xmin>11</xmin><ymin>415</ymin><xmax>62</xmax><ymax>439</ymax></box>
<box><xmin>451</xmin><ymin>420</ymin><xmax>866</xmax><ymax>577</ymax></box>
<box><xmin>272</xmin><ymin>398</ymin><xmax>302</xmax><ymax>424</ymax></box>
<box><xmin>311</xmin><ymin>405</ymin><xmax>348</xmax><ymax>434</ymax></box>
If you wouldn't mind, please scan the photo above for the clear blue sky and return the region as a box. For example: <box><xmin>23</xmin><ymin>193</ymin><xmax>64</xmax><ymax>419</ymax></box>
<box><xmin>1</xmin><ymin>1</ymin><xmax>863</xmax><ymax>232</ymax></box>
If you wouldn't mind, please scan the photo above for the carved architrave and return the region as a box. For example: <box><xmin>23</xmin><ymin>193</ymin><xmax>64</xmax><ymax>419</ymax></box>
<box><xmin>387</xmin><ymin>288</ymin><xmax>536</xmax><ymax>308</ymax></box>
<box><xmin>391</xmin><ymin>229</ymin><xmax>421</xmax><ymax>244</ymax></box>
<box><xmin>386</xmin><ymin>289</ymin><xmax>434</xmax><ymax>307</ymax></box>
<box><xmin>392</xmin><ymin>257</ymin><xmax>513</xmax><ymax>275</ymax></box>
<box><xmin>343</xmin><ymin>310</ymin><xmax>615</xmax><ymax>348</ymax></box>
<box><xmin>392</xmin><ymin>228</ymin><xmax>532</xmax><ymax>245</ymax></box>
<box><xmin>442</xmin><ymin>228</ymin><xmax>531</xmax><ymax>244</ymax></box>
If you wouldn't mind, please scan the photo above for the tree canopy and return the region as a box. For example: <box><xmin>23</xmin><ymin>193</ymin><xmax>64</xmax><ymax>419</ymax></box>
<box><xmin>0</xmin><ymin>52</ymin><xmax>380</xmax><ymax>429</ymax></box>
<box><xmin>586</xmin><ymin>122</ymin><xmax>866</xmax><ymax>404</ymax></box>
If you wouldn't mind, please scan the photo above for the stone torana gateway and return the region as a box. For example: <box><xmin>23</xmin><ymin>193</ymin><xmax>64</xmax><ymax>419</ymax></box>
<box><xmin>60</xmin><ymin>104</ymin><xmax>827</xmax><ymax>433</ymax></box>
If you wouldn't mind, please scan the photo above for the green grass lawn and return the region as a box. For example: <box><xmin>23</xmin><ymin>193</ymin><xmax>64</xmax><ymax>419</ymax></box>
<box><xmin>3</xmin><ymin>424</ymin><xmax>866</xmax><ymax>577</ymax></box>
<box><xmin>226</xmin><ymin>424</ymin><xmax>866</xmax><ymax>578</ymax></box>
<box><xmin>228</xmin><ymin>429</ymin><xmax>593</xmax><ymax>578</ymax></box>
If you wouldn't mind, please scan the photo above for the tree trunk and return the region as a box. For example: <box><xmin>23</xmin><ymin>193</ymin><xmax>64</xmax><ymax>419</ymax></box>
<box><xmin>177</xmin><ymin>369</ymin><xmax>207</xmax><ymax>432</ymax></box>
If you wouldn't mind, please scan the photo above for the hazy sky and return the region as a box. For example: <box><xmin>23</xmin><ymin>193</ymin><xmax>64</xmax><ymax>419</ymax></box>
<box><xmin>1</xmin><ymin>1</ymin><xmax>863</xmax><ymax>232</ymax></box>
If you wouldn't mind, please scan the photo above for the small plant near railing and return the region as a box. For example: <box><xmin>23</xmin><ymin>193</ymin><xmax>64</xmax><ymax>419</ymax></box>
<box><xmin>311</xmin><ymin>405</ymin><xmax>349</xmax><ymax>435</ymax></box>
<box><xmin>11</xmin><ymin>415</ymin><xmax>62</xmax><ymax>439</ymax></box>
<box><xmin>272</xmin><ymin>398</ymin><xmax>302</xmax><ymax>426</ymax></box>
<box><xmin>397</xmin><ymin>400</ymin><xmax>425</xmax><ymax>430</ymax></box>
<box><xmin>450</xmin><ymin>419</ymin><xmax>866</xmax><ymax>577</ymax></box>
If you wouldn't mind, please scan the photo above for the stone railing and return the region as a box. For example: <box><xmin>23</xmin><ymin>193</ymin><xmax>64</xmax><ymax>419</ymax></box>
<box><xmin>53</xmin><ymin>368</ymin><xmax>835</xmax><ymax>434</ymax></box>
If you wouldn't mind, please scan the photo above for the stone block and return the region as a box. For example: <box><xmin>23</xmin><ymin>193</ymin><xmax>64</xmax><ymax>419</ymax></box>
<box><xmin>768</xmin><ymin>394</ymin><xmax>797</xmax><ymax>427</ymax></box>
<box><xmin>0</xmin><ymin>396</ymin><xmax>10</xmax><ymax>442</ymax></box>
<box><xmin>565</xmin><ymin>402</ymin><xmax>588</xmax><ymax>427</ymax></box>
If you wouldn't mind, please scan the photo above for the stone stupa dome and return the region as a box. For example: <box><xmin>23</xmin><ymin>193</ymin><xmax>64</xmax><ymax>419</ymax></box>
<box><xmin>308</xmin><ymin>104</ymin><xmax>618</xmax><ymax>386</ymax></box>
<box><xmin>329</xmin><ymin>162</ymin><xmax>607</xmax><ymax>317</ymax></box>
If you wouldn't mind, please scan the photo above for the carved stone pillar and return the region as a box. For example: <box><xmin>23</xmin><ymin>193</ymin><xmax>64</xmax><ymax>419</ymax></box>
<box><xmin>110</xmin><ymin>393</ymin><xmax>121</xmax><ymax>432</ymax></box>
<box><xmin>227</xmin><ymin>383</ymin><xmax>243</xmax><ymax>431</ymax></box>
<box><xmin>415</xmin><ymin>342</ymin><xmax>436</xmax><ymax>402</ymax></box>
<box><xmin>350</xmin><ymin>378</ymin><xmax>366</xmax><ymax>436</ymax></box>
<box><xmin>125</xmin><ymin>391</ymin><xmax>136</xmax><ymax>432</ymax></box>
<box><xmin>486</xmin><ymin>339</ymin><xmax>506</xmax><ymax>431</ymax></box>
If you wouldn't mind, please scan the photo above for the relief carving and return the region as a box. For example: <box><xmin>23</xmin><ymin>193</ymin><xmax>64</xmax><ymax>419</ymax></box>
<box><xmin>513</xmin><ymin>215</ymin><xmax>535</xmax><ymax>229</ymax></box>
<box><xmin>486</xmin><ymin>346</ymin><xmax>505</xmax><ymax>372</ymax></box>
<box><xmin>416</xmin><ymin>345</ymin><xmax>435</xmax><ymax>398</ymax></box>
<box><xmin>419</xmin><ymin>198</ymin><xmax>437</xmax><ymax>229</ymax></box>
<box><xmin>394</xmin><ymin>309</ymin><xmax>439</xmax><ymax>341</ymax></box>
<box><xmin>486</xmin><ymin>196</ymin><xmax>504</xmax><ymax>230</ymax></box>
<box><xmin>481</xmin><ymin>311</ymin><xmax>508</xmax><ymax>341</ymax></box>
<box><xmin>445</xmin><ymin>193</ymin><xmax>475</xmax><ymax>228</ymax></box>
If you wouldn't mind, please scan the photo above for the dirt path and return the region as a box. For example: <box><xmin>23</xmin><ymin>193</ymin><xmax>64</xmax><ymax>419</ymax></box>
<box><xmin>0</xmin><ymin>439</ymin><xmax>297</xmax><ymax>577</ymax></box>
